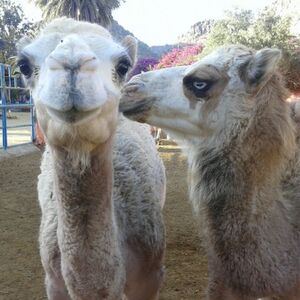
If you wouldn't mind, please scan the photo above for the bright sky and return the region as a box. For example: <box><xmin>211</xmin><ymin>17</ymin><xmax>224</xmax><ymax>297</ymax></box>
<box><xmin>17</xmin><ymin>0</ymin><xmax>274</xmax><ymax>46</ymax></box>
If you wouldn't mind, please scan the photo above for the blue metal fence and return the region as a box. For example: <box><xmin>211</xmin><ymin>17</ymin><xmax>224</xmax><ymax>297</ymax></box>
<box><xmin>0</xmin><ymin>63</ymin><xmax>35</xmax><ymax>150</ymax></box>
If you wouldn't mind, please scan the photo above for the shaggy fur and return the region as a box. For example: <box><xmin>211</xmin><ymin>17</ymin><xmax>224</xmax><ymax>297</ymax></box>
<box><xmin>38</xmin><ymin>117</ymin><xmax>165</xmax><ymax>300</ymax></box>
<box><xmin>120</xmin><ymin>46</ymin><xmax>300</xmax><ymax>299</ymax></box>
<box><xmin>191</xmin><ymin>76</ymin><xmax>300</xmax><ymax>299</ymax></box>
<box><xmin>19</xmin><ymin>18</ymin><xmax>165</xmax><ymax>300</ymax></box>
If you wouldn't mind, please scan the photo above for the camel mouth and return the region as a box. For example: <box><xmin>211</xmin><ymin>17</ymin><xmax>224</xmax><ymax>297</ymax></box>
<box><xmin>119</xmin><ymin>98</ymin><xmax>155</xmax><ymax>122</ymax></box>
<box><xmin>46</xmin><ymin>106</ymin><xmax>101</xmax><ymax>125</ymax></box>
<box><xmin>119</xmin><ymin>80</ymin><xmax>154</xmax><ymax>121</ymax></box>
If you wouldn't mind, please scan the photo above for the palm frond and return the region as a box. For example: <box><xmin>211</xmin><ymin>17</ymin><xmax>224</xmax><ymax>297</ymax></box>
<box><xmin>32</xmin><ymin>0</ymin><xmax>125</xmax><ymax>27</ymax></box>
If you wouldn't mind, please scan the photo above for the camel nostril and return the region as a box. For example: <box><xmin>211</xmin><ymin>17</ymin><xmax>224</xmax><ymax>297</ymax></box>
<box><xmin>82</xmin><ymin>56</ymin><xmax>96</xmax><ymax>64</ymax></box>
<box><xmin>80</xmin><ymin>56</ymin><xmax>98</xmax><ymax>71</ymax></box>
<box><xmin>47</xmin><ymin>55</ymin><xmax>64</xmax><ymax>70</ymax></box>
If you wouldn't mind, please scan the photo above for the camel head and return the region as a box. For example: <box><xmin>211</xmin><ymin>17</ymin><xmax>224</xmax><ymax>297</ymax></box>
<box><xmin>120</xmin><ymin>46</ymin><xmax>283</xmax><ymax>143</ymax></box>
<box><xmin>17</xmin><ymin>18</ymin><xmax>137</xmax><ymax>153</ymax></box>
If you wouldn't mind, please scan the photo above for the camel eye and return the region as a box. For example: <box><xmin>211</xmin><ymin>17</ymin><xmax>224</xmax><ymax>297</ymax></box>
<box><xmin>18</xmin><ymin>59</ymin><xmax>32</xmax><ymax>77</ymax></box>
<box><xmin>193</xmin><ymin>81</ymin><xmax>207</xmax><ymax>90</ymax></box>
<box><xmin>188</xmin><ymin>79</ymin><xmax>212</xmax><ymax>93</ymax></box>
<box><xmin>116</xmin><ymin>60</ymin><xmax>131</xmax><ymax>77</ymax></box>
<box><xmin>183</xmin><ymin>76</ymin><xmax>214</xmax><ymax>98</ymax></box>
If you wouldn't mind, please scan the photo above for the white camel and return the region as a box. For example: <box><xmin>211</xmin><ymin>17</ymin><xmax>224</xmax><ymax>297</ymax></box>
<box><xmin>17</xmin><ymin>18</ymin><xmax>166</xmax><ymax>300</ymax></box>
<box><xmin>120</xmin><ymin>45</ymin><xmax>300</xmax><ymax>299</ymax></box>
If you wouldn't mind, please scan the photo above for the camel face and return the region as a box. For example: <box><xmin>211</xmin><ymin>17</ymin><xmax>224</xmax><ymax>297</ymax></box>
<box><xmin>18</xmin><ymin>18</ymin><xmax>136</xmax><ymax>149</ymax></box>
<box><xmin>120</xmin><ymin>46</ymin><xmax>281</xmax><ymax>141</ymax></box>
<box><xmin>120</xmin><ymin>66</ymin><xmax>212</xmax><ymax>139</ymax></box>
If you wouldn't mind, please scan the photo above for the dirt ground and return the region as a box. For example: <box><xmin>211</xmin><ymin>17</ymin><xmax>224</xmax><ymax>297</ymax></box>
<box><xmin>0</xmin><ymin>145</ymin><xmax>208</xmax><ymax>300</ymax></box>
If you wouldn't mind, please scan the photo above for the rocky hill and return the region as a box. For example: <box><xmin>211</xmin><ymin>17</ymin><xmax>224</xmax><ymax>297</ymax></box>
<box><xmin>176</xmin><ymin>1</ymin><xmax>300</xmax><ymax>44</ymax></box>
<box><xmin>109</xmin><ymin>20</ymin><xmax>157</xmax><ymax>58</ymax></box>
<box><xmin>177</xmin><ymin>19</ymin><xmax>215</xmax><ymax>44</ymax></box>
<box><xmin>109</xmin><ymin>20</ymin><xmax>182</xmax><ymax>59</ymax></box>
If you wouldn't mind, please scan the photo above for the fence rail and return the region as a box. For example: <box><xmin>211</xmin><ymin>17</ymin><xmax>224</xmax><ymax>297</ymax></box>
<box><xmin>0</xmin><ymin>63</ymin><xmax>35</xmax><ymax>150</ymax></box>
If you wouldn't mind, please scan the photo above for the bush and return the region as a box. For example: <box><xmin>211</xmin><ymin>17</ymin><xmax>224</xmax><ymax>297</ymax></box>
<box><xmin>128</xmin><ymin>58</ymin><xmax>159</xmax><ymax>79</ymax></box>
<box><xmin>154</xmin><ymin>44</ymin><xmax>203</xmax><ymax>69</ymax></box>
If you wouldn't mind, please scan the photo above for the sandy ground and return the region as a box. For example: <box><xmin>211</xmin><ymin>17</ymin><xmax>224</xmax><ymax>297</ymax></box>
<box><xmin>0</xmin><ymin>145</ymin><xmax>208</xmax><ymax>300</ymax></box>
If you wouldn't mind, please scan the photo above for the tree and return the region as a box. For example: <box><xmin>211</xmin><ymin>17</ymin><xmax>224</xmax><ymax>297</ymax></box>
<box><xmin>33</xmin><ymin>0</ymin><xmax>125</xmax><ymax>27</ymax></box>
<box><xmin>204</xmin><ymin>10</ymin><xmax>253</xmax><ymax>49</ymax></box>
<box><xmin>0</xmin><ymin>0</ymin><xmax>37</xmax><ymax>63</ymax></box>
<box><xmin>203</xmin><ymin>7</ymin><xmax>300</xmax><ymax>91</ymax></box>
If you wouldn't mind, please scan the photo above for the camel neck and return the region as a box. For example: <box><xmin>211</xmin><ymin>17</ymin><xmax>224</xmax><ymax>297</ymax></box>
<box><xmin>52</xmin><ymin>139</ymin><xmax>115</xmax><ymax>245</ymax></box>
<box><xmin>49</xmin><ymin>137</ymin><xmax>125</xmax><ymax>296</ymax></box>
<box><xmin>190</xmin><ymin>91</ymin><xmax>295</xmax><ymax>244</ymax></box>
<box><xmin>190</xmin><ymin>145</ymin><xmax>279</xmax><ymax>251</ymax></box>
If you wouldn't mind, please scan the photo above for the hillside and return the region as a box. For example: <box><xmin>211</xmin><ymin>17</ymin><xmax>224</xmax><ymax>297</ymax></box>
<box><xmin>177</xmin><ymin>19</ymin><xmax>215</xmax><ymax>44</ymax></box>
<box><xmin>109</xmin><ymin>20</ymin><xmax>182</xmax><ymax>59</ymax></box>
<box><xmin>150</xmin><ymin>44</ymin><xmax>183</xmax><ymax>58</ymax></box>
<box><xmin>177</xmin><ymin>0</ymin><xmax>300</xmax><ymax>45</ymax></box>
<box><xmin>109</xmin><ymin>20</ymin><xmax>157</xmax><ymax>58</ymax></box>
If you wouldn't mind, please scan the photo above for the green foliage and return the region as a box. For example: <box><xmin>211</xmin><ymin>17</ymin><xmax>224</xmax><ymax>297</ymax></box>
<box><xmin>33</xmin><ymin>0</ymin><xmax>125</xmax><ymax>27</ymax></box>
<box><xmin>203</xmin><ymin>7</ymin><xmax>300</xmax><ymax>91</ymax></box>
<box><xmin>0</xmin><ymin>0</ymin><xmax>37</xmax><ymax>63</ymax></box>
<box><xmin>205</xmin><ymin>8</ymin><xmax>295</xmax><ymax>52</ymax></box>
<box><xmin>205</xmin><ymin>10</ymin><xmax>253</xmax><ymax>48</ymax></box>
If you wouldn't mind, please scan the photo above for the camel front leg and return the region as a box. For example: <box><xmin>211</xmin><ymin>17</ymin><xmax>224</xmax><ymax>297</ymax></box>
<box><xmin>206</xmin><ymin>278</ymin><xmax>257</xmax><ymax>300</ymax></box>
<box><xmin>45</xmin><ymin>267</ymin><xmax>70</xmax><ymax>300</ymax></box>
<box><xmin>206</xmin><ymin>278</ymin><xmax>230</xmax><ymax>300</ymax></box>
<box><xmin>40</xmin><ymin>214</ymin><xmax>70</xmax><ymax>300</ymax></box>
<box><xmin>125</xmin><ymin>266</ymin><xmax>164</xmax><ymax>300</ymax></box>
<box><xmin>275</xmin><ymin>281</ymin><xmax>300</xmax><ymax>300</ymax></box>
<box><xmin>138</xmin><ymin>266</ymin><xmax>165</xmax><ymax>300</ymax></box>
<box><xmin>124</xmin><ymin>247</ymin><xmax>165</xmax><ymax>300</ymax></box>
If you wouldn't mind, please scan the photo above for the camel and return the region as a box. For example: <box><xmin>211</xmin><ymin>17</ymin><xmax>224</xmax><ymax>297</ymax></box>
<box><xmin>120</xmin><ymin>45</ymin><xmax>300</xmax><ymax>299</ymax></box>
<box><xmin>17</xmin><ymin>18</ymin><xmax>166</xmax><ymax>300</ymax></box>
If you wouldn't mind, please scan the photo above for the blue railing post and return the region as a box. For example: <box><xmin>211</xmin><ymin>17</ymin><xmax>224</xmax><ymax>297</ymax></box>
<box><xmin>0</xmin><ymin>63</ymin><xmax>35</xmax><ymax>149</ymax></box>
<box><xmin>30</xmin><ymin>92</ymin><xmax>35</xmax><ymax>142</ymax></box>
<box><xmin>0</xmin><ymin>64</ymin><xmax>8</xmax><ymax>149</ymax></box>
<box><xmin>2</xmin><ymin>103</ymin><xmax>7</xmax><ymax>150</ymax></box>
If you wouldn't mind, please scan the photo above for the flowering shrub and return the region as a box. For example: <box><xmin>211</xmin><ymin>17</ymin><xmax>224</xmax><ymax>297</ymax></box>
<box><xmin>128</xmin><ymin>58</ymin><xmax>159</xmax><ymax>79</ymax></box>
<box><xmin>154</xmin><ymin>44</ymin><xmax>203</xmax><ymax>69</ymax></box>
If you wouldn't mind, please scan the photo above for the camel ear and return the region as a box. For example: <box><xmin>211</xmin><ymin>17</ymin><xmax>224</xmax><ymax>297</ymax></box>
<box><xmin>122</xmin><ymin>35</ymin><xmax>137</xmax><ymax>65</ymax></box>
<box><xmin>244</xmin><ymin>48</ymin><xmax>281</xmax><ymax>92</ymax></box>
<box><xmin>16</xmin><ymin>36</ymin><xmax>32</xmax><ymax>54</ymax></box>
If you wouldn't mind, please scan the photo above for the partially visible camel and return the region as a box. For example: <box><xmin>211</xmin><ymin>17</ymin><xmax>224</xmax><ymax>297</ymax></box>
<box><xmin>17</xmin><ymin>18</ymin><xmax>165</xmax><ymax>300</ymax></box>
<box><xmin>120</xmin><ymin>45</ymin><xmax>300</xmax><ymax>299</ymax></box>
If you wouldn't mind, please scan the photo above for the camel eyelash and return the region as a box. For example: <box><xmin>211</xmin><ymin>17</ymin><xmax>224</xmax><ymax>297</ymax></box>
<box><xmin>116</xmin><ymin>59</ymin><xmax>132</xmax><ymax>77</ymax></box>
<box><xmin>17</xmin><ymin>58</ymin><xmax>32</xmax><ymax>77</ymax></box>
<box><xmin>112</xmin><ymin>69</ymin><xmax>118</xmax><ymax>84</ymax></box>
<box><xmin>33</xmin><ymin>67</ymin><xmax>40</xmax><ymax>77</ymax></box>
